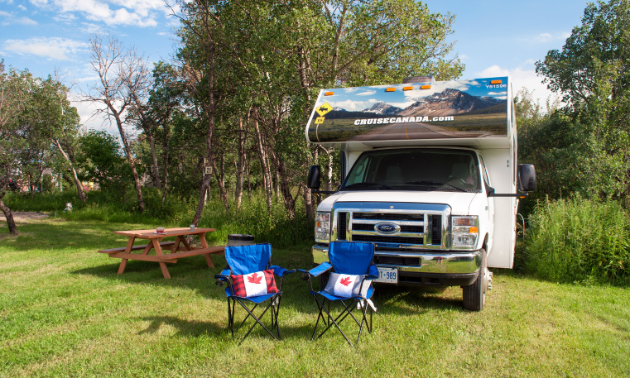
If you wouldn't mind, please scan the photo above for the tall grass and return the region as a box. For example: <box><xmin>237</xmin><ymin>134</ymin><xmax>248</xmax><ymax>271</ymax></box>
<box><xmin>4</xmin><ymin>189</ymin><xmax>314</xmax><ymax>248</ymax></box>
<box><xmin>524</xmin><ymin>195</ymin><xmax>630</xmax><ymax>285</ymax></box>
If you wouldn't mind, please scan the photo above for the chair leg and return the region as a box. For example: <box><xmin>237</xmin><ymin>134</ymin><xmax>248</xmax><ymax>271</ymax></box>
<box><xmin>274</xmin><ymin>295</ymin><xmax>282</xmax><ymax>340</ymax></box>
<box><xmin>239</xmin><ymin>303</ymin><xmax>259</xmax><ymax>328</ymax></box>
<box><xmin>310</xmin><ymin>295</ymin><xmax>326</xmax><ymax>341</ymax></box>
<box><xmin>227</xmin><ymin>298</ymin><xmax>234</xmax><ymax>340</ymax></box>
<box><xmin>314</xmin><ymin>298</ymin><xmax>354</xmax><ymax>347</ymax></box>
<box><xmin>236</xmin><ymin>299</ymin><xmax>278</xmax><ymax>345</ymax></box>
<box><xmin>356</xmin><ymin>301</ymin><xmax>370</xmax><ymax>345</ymax></box>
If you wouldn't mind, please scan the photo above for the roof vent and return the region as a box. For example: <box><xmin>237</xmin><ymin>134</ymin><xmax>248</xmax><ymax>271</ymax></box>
<box><xmin>402</xmin><ymin>76</ymin><xmax>435</xmax><ymax>84</ymax></box>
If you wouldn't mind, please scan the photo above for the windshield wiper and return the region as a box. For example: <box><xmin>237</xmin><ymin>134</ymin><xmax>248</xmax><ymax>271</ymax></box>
<box><xmin>404</xmin><ymin>180</ymin><xmax>467</xmax><ymax>192</ymax></box>
<box><xmin>343</xmin><ymin>182</ymin><xmax>394</xmax><ymax>190</ymax></box>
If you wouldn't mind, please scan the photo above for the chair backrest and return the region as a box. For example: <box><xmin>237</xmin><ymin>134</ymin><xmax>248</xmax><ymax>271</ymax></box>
<box><xmin>225</xmin><ymin>243</ymin><xmax>271</xmax><ymax>275</ymax></box>
<box><xmin>328</xmin><ymin>241</ymin><xmax>374</xmax><ymax>275</ymax></box>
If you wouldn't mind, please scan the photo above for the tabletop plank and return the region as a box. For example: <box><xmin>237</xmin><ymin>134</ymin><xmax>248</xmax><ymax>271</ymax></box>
<box><xmin>114</xmin><ymin>228</ymin><xmax>216</xmax><ymax>239</ymax></box>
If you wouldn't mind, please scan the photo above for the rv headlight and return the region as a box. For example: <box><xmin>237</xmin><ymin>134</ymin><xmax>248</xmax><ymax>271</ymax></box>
<box><xmin>451</xmin><ymin>216</ymin><xmax>479</xmax><ymax>249</ymax></box>
<box><xmin>315</xmin><ymin>212</ymin><xmax>331</xmax><ymax>243</ymax></box>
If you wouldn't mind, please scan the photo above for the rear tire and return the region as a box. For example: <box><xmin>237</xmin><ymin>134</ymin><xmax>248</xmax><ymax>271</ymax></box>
<box><xmin>463</xmin><ymin>249</ymin><xmax>487</xmax><ymax>311</ymax></box>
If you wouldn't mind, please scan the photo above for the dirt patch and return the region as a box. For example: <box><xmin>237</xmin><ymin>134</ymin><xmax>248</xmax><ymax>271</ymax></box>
<box><xmin>0</xmin><ymin>211</ymin><xmax>49</xmax><ymax>222</ymax></box>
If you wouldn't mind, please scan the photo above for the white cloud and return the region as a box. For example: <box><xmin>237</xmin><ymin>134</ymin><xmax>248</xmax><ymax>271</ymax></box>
<box><xmin>3</xmin><ymin>37</ymin><xmax>89</xmax><ymax>60</ymax></box>
<box><xmin>29</xmin><ymin>0</ymin><xmax>168</xmax><ymax>27</ymax></box>
<box><xmin>476</xmin><ymin>64</ymin><xmax>557</xmax><ymax>105</ymax></box>
<box><xmin>356</xmin><ymin>90</ymin><xmax>376</xmax><ymax>96</ymax></box>
<box><xmin>533</xmin><ymin>33</ymin><xmax>553</xmax><ymax>43</ymax></box>
<box><xmin>0</xmin><ymin>9</ymin><xmax>36</xmax><ymax>24</ymax></box>
<box><xmin>16</xmin><ymin>17</ymin><xmax>37</xmax><ymax>25</ymax></box>
<box><xmin>54</xmin><ymin>13</ymin><xmax>76</xmax><ymax>22</ymax></box>
<box><xmin>328</xmin><ymin>99</ymin><xmax>376</xmax><ymax>112</ymax></box>
<box><xmin>527</xmin><ymin>32</ymin><xmax>571</xmax><ymax>44</ymax></box>
<box><xmin>18</xmin><ymin>5</ymin><xmax>26</xmax><ymax>11</ymax></box>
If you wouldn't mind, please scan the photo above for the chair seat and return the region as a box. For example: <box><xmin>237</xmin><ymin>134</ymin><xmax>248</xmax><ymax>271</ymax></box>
<box><xmin>311</xmin><ymin>286</ymin><xmax>374</xmax><ymax>302</ymax></box>
<box><xmin>225</xmin><ymin>287</ymin><xmax>279</xmax><ymax>304</ymax></box>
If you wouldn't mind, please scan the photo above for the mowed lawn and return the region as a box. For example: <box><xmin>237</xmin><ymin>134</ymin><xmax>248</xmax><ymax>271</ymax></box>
<box><xmin>1</xmin><ymin>218</ymin><xmax>629</xmax><ymax>377</ymax></box>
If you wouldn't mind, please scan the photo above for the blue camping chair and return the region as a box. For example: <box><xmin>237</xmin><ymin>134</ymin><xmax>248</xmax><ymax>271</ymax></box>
<box><xmin>299</xmin><ymin>242</ymin><xmax>377</xmax><ymax>347</ymax></box>
<box><xmin>215</xmin><ymin>244</ymin><xmax>295</xmax><ymax>344</ymax></box>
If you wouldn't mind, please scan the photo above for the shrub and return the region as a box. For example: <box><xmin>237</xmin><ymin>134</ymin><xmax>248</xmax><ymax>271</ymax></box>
<box><xmin>523</xmin><ymin>195</ymin><xmax>630</xmax><ymax>284</ymax></box>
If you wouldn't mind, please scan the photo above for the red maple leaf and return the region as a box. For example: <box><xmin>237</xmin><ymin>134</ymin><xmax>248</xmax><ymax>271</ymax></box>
<box><xmin>339</xmin><ymin>277</ymin><xmax>352</xmax><ymax>286</ymax></box>
<box><xmin>247</xmin><ymin>273</ymin><xmax>262</xmax><ymax>284</ymax></box>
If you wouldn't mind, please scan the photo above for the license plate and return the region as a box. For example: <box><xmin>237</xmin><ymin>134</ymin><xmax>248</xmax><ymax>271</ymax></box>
<box><xmin>375</xmin><ymin>267</ymin><xmax>398</xmax><ymax>284</ymax></box>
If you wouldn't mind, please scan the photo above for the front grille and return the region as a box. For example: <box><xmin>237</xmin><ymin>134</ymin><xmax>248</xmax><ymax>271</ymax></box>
<box><xmin>402</xmin><ymin>225</ymin><xmax>424</xmax><ymax>233</ymax></box>
<box><xmin>353</xmin><ymin>235</ymin><xmax>424</xmax><ymax>244</ymax></box>
<box><xmin>353</xmin><ymin>213</ymin><xmax>424</xmax><ymax>221</ymax></box>
<box><xmin>431</xmin><ymin>215</ymin><xmax>442</xmax><ymax>245</ymax></box>
<box><xmin>338</xmin><ymin>212</ymin><xmax>347</xmax><ymax>240</ymax></box>
<box><xmin>352</xmin><ymin>224</ymin><xmax>423</xmax><ymax>233</ymax></box>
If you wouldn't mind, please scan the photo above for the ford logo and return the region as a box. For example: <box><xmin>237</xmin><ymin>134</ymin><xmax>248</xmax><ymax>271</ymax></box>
<box><xmin>374</xmin><ymin>222</ymin><xmax>400</xmax><ymax>235</ymax></box>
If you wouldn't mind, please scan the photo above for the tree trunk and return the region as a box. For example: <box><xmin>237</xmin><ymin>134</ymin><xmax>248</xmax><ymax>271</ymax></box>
<box><xmin>302</xmin><ymin>182</ymin><xmax>314</xmax><ymax>219</ymax></box>
<box><xmin>218</xmin><ymin>154</ymin><xmax>223</xmax><ymax>189</ymax></box>
<box><xmin>235</xmin><ymin>118</ymin><xmax>246</xmax><ymax>210</ymax></box>
<box><xmin>246</xmin><ymin>154</ymin><xmax>251</xmax><ymax>199</ymax></box>
<box><xmin>54</xmin><ymin>139</ymin><xmax>86</xmax><ymax>203</ymax></box>
<box><xmin>253</xmin><ymin>114</ymin><xmax>273</xmax><ymax>215</ymax></box>
<box><xmin>212</xmin><ymin>158</ymin><xmax>230</xmax><ymax>212</ymax></box>
<box><xmin>0</xmin><ymin>192</ymin><xmax>18</xmax><ymax>235</ymax></box>
<box><xmin>112</xmin><ymin>113</ymin><xmax>145</xmax><ymax>212</ymax></box>
<box><xmin>161</xmin><ymin>122</ymin><xmax>172</xmax><ymax>205</ymax></box>
<box><xmin>146</xmin><ymin>132</ymin><xmax>162</xmax><ymax>190</ymax></box>
<box><xmin>276</xmin><ymin>159</ymin><xmax>296</xmax><ymax>220</ymax></box>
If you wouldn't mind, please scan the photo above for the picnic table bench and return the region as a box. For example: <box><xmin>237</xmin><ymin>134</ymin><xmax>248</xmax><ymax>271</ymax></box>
<box><xmin>99</xmin><ymin>227</ymin><xmax>225</xmax><ymax>279</ymax></box>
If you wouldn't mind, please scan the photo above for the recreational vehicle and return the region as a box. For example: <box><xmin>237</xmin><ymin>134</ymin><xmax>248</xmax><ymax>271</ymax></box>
<box><xmin>305</xmin><ymin>76</ymin><xmax>536</xmax><ymax>311</ymax></box>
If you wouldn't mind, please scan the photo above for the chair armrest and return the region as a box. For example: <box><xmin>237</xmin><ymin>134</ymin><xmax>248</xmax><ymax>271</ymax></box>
<box><xmin>300</xmin><ymin>262</ymin><xmax>332</xmax><ymax>277</ymax></box>
<box><xmin>270</xmin><ymin>265</ymin><xmax>295</xmax><ymax>277</ymax></box>
<box><xmin>214</xmin><ymin>268</ymin><xmax>231</xmax><ymax>282</ymax></box>
<box><xmin>366</xmin><ymin>265</ymin><xmax>379</xmax><ymax>280</ymax></box>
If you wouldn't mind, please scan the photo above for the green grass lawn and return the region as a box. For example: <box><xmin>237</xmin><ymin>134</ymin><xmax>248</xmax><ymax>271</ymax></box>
<box><xmin>1</xmin><ymin>218</ymin><xmax>629</xmax><ymax>377</ymax></box>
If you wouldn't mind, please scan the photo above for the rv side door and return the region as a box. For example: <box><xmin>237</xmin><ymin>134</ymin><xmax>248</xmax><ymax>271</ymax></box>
<box><xmin>480</xmin><ymin>156</ymin><xmax>494</xmax><ymax>252</ymax></box>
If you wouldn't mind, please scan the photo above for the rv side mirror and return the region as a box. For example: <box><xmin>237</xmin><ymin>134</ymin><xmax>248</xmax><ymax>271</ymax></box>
<box><xmin>518</xmin><ymin>164</ymin><xmax>536</xmax><ymax>192</ymax></box>
<box><xmin>307</xmin><ymin>165</ymin><xmax>321</xmax><ymax>189</ymax></box>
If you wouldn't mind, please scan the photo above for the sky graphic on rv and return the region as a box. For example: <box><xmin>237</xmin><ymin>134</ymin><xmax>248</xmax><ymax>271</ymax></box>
<box><xmin>306</xmin><ymin>77</ymin><xmax>510</xmax><ymax>144</ymax></box>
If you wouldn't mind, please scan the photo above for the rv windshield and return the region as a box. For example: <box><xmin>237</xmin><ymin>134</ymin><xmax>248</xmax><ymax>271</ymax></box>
<box><xmin>342</xmin><ymin>148</ymin><xmax>482</xmax><ymax>193</ymax></box>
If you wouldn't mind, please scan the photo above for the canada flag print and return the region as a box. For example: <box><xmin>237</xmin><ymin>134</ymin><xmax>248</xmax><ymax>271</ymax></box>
<box><xmin>324</xmin><ymin>273</ymin><xmax>368</xmax><ymax>298</ymax></box>
<box><xmin>231</xmin><ymin>269</ymin><xmax>278</xmax><ymax>298</ymax></box>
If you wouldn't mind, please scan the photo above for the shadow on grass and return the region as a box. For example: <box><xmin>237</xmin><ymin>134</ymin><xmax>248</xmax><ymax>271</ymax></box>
<box><xmin>138</xmin><ymin>313</ymin><xmax>317</xmax><ymax>341</ymax></box>
<box><xmin>138</xmin><ymin>315</ymin><xmax>225</xmax><ymax>337</ymax></box>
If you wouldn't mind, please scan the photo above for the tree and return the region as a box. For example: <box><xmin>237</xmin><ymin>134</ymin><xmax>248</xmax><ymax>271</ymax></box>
<box><xmin>534</xmin><ymin>0</ymin><xmax>630</xmax><ymax>198</ymax></box>
<box><xmin>84</xmin><ymin>34</ymin><xmax>152</xmax><ymax>212</ymax></box>
<box><xmin>0</xmin><ymin>61</ymin><xmax>27</xmax><ymax>235</ymax></box>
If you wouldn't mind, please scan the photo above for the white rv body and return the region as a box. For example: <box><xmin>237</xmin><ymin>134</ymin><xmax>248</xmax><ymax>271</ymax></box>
<box><xmin>306</xmin><ymin>77</ymin><xmax>525</xmax><ymax>310</ymax></box>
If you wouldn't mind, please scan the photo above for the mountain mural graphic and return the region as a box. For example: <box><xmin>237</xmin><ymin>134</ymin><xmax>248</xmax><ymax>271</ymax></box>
<box><xmin>325</xmin><ymin>89</ymin><xmax>505</xmax><ymax>120</ymax></box>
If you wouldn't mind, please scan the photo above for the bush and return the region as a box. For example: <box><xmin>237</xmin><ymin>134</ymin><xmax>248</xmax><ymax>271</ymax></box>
<box><xmin>523</xmin><ymin>195</ymin><xmax>630</xmax><ymax>285</ymax></box>
<box><xmin>4</xmin><ymin>189</ymin><xmax>313</xmax><ymax>249</ymax></box>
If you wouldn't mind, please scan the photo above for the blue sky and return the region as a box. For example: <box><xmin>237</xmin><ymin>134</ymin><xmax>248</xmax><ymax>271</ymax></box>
<box><xmin>0</xmin><ymin>0</ymin><xmax>593</xmax><ymax>130</ymax></box>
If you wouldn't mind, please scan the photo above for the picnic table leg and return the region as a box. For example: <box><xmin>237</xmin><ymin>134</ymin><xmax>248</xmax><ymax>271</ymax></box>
<box><xmin>198</xmin><ymin>232</ymin><xmax>215</xmax><ymax>268</ymax></box>
<box><xmin>151</xmin><ymin>239</ymin><xmax>171</xmax><ymax>279</ymax></box>
<box><xmin>118</xmin><ymin>236</ymin><xmax>135</xmax><ymax>274</ymax></box>
<box><xmin>171</xmin><ymin>236</ymin><xmax>182</xmax><ymax>253</ymax></box>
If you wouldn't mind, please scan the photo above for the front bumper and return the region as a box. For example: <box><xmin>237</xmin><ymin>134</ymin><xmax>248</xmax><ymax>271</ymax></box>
<box><xmin>312</xmin><ymin>244</ymin><xmax>482</xmax><ymax>286</ymax></box>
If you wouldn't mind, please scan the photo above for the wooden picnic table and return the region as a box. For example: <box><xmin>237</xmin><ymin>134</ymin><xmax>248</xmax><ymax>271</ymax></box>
<box><xmin>98</xmin><ymin>227</ymin><xmax>225</xmax><ymax>279</ymax></box>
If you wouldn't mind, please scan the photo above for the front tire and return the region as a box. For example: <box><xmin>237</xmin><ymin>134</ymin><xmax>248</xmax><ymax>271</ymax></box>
<box><xmin>463</xmin><ymin>249</ymin><xmax>487</xmax><ymax>311</ymax></box>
